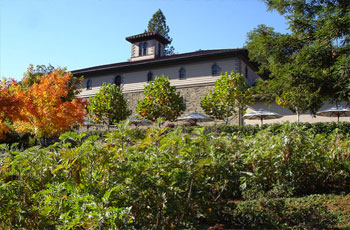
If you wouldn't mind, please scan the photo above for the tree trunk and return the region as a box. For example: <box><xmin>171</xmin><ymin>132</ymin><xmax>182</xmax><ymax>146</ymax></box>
<box><xmin>238</xmin><ymin>107</ymin><xmax>243</xmax><ymax>126</ymax></box>
<box><xmin>296</xmin><ymin>108</ymin><xmax>300</xmax><ymax>125</ymax></box>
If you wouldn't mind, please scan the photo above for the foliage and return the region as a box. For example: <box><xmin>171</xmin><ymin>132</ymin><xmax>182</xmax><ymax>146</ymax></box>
<box><xmin>88</xmin><ymin>83</ymin><xmax>131</xmax><ymax>126</ymax></box>
<box><xmin>246</xmin><ymin>1</ymin><xmax>350</xmax><ymax>114</ymax></box>
<box><xmin>0</xmin><ymin>79</ymin><xmax>25</xmax><ymax>139</ymax></box>
<box><xmin>176</xmin><ymin>121</ymin><xmax>350</xmax><ymax>137</ymax></box>
<box><xmin>246</xmin><ymin>25</ymin><xmax>324</xmax><ymax>118</ymax></box>
<box><xmin>227</xmin><ymin>195</ymin><xmax>338</xmax><ymax>229</ymax></box>
<box><xmin>1</xmin><ymin>123</ymin><xmax>350</xmax><ymax>228</ymax></box>
<box><xmin>146</xmin><ymin>9</ymin><xmax>175</xmax><ymax>55</ymax></box>
<box><xmin>1</xmin><ymin>67</ymin><xmax>86</xmax><ymax>140</ymax></box>
<box><xmin>239</xmin><ymin>126</ymin><xmax>350</xmax><ymax>200</ymax></box>
<box><xmin>22</xmin><ymin>64</ymin><xmax>83</xmax><ymax>101</ymax></box>
<box><xmin>201</xmin><ymin>72</ymin><xmax>253</xmax><ymax>124</ymax></box>
<box><xmin>21</xmin><ymin>64</ymin><xmax>55</xmax><ymax>87</ymax></box>
<box><xmin>137</xmin><ymin>75</ymin><xmax>185</xmax><ymax>122</ymax></box>
<box><xmin>14</xmin><ymin>69</ymin><xmax>87</xmax><ymax>138</ymax></box>
<box><xmin>275</xmin><ymin>86</ymin><xmax>322</xmax><ymax>123</ymax></box>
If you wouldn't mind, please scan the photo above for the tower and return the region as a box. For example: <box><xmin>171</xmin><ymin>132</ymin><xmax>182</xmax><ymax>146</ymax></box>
<box><xmin>126</xmin><ymin>32</ymin><xmax>171</xmax><ymax>62</ymax></box>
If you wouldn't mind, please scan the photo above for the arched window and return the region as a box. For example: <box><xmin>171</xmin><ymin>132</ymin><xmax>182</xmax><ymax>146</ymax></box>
<box><xmin>179</xmin><ymin>67</ymin><xmax>185</xmax><ymax>79</ymax></box>
<box><xmin>212</xmin><ymin>64</ymin><xmax>219</xmax><ymax>76</ymax></box>
<box><xmin>87</xmin><ymin>79</ymin><xmax>92</xmax><ymax>90</ymax></box>
<box><xmin>147</xmin><ymin>71</ymin><xmax>153</xmax><ymax>82</ymax></box>
<box><xmin>114</xmin><ymin>75</ymin><xmax>122</xmax><ymax>87</ymax></box>
<box><xmin>180</xmin><ymin>97</ymin><xmax>185</xmax><ymax>106</ymax></box>
<box><xmin>143</xmin><ymin>42</ymin><xmax>147</xmax><ymax>56</ymax></box>
<box><xmin>158</xmin><ymin>43</ymin><xmax>161</xmax><ymax>57</ymax></box>
<box><xmin>139</xmin><ymin>43</ymin><xmax>143</xmax><ymax>56</ymax></box>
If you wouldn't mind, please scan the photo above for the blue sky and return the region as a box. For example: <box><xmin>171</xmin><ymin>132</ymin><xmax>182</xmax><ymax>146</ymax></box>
<box><xmin>0</xmin><ymin>0</ymin><xmax>289</xmax><ymax>81</ymax></box>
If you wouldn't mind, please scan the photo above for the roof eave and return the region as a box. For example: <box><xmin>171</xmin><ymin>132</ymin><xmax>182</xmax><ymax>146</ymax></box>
<box><xmin>72</xmin><ymin>49</ymin><xmax>248</xmax><ymax>76</ymax></box>
<box><xmin>125</xmin><ymin>32</ymin><xmax>171</xmax><ymax>44</ymax></box>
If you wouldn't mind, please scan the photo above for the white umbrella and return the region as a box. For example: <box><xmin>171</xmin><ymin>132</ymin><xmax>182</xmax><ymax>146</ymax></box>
<box><xmin>243</xmin><ymin>109</ymin><xmax>283</xmax><ymax>125</ymax></box>
<box><xmin>177</xmin><ymin>112</ymin><xmax>213</xmax><ymax>125</ymax></box>
<box><xmin>129</xmin><ymin>117</ymin><xmax>152</xmax><ymax>126</ymax></box>
<box><xmin>316</xmin><ymin>106</ymin><xmax>350</xmax><ymax>122</ymax></box>
<box><xmin>83</xmin><ymin>121</ymin><xmax>94</xmax><ymax>126</ymax></box>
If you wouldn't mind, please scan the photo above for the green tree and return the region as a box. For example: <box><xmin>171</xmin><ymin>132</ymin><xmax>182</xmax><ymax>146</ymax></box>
<box><xmin>23</xmin><ymin>64</ymin><xmax>55</xmax><ymax>86</ymax></box>
<box><xmin>88</xmin><ymin>83</ymin><xmax>131</xmax><ymax>127</ymax></box>
<box><xmin>201</xmin><ymin>72</ymin><xmax>253</xmax><ymax>125</ymax></box>
<box><xmin>22</xmin><ymin>64</ymin><xmax>82</xmax><ymax>101</ymax></box>
<box><xmin>246</xmin><ymin>0</ymin><xmax>350</xmax><ymax>115</ymax></box>
<box><xmin>137</xmin><ymin>75</ymin><xmax>185</xmax><ymax>122</ymax></box>
<box><xmin>146</xmin><ymin>9</ymin><xmax>175</xmax><ymax>55</ymax></box>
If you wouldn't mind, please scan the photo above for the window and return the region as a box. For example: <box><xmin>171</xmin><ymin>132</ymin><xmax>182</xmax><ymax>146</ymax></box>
<box><xmin>245</xmin><ymin>65</ymin><xmax>248</xmax><ymax>78</ymax></box>
<box><xmin>147</xmin><ymin>72</ymin><xmax>153</xmax><ymax>82</ymax></box>
<box><xmin>143</xmin><ymin>42</ymin><xmax>147</xmax><ymax>56</ymax></box>
<box><xmin>139</xmin><ymin>43</ymin><xmax>143</xmax><ymax>56</ymax></box>
<box><xmin>87</xmin><ymin>80</ymin><xmax>92</xmax><ymax>90</ymax></box>
<box><xmin>179</xmin><ymin>67</ymin><xmax>185</xmax><ymax>79</ymax></box>
<box><xmin>114</xmin><ymin>75</ymin><xmax>122</xmax><ymax>87</ymax></box>
<box><xmin>212</xmin><ymin>64</ymin><xmax>219</xmax><ymax>76</ymax></box>
<box><xmin>158</xmin><ymin>43</ymin><xmax>161</xmax><ymax>57</ymax></box>
<box><xmin>180</xmin><ymin>97</ymin><xmax>185</xmax><ymax>106</ymax></box>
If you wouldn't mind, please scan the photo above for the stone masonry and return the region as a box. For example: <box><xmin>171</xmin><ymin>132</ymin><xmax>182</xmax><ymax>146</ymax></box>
<box><xmin>123</xmin><ymin>84</ymin><xmax>239</xmax><ymax>125</ymax></box>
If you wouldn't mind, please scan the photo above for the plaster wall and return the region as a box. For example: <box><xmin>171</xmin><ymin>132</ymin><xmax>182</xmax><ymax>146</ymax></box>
<box><xmin>244</xmin><ymin>101</ymin><xmax>350</xmax><ymax>125</ymax></box>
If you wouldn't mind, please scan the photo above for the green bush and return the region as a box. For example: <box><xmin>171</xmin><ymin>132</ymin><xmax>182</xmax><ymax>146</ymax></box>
<box><xmin>180</xmin><ymin>121</ymin><xmax>350</xmax><ymax>136</ymax></box>
<box><xmin>225</xmin><ymin>195</ymin><xmax>338</xmax><ymax>229</ymax></box>
<box><xmin>0</xmin><ymin>123</ymin><xmax>349</xmax><ymax>228</ymax></box>
<box><xmin>240</xmin><ymin>127</ymin><xmax>350</xmax><ymax>199</ymax></box>
<box><xmin>0</xmin><ymin>126</ymin><xmax>243</xmax><ymax>228</ymax></box>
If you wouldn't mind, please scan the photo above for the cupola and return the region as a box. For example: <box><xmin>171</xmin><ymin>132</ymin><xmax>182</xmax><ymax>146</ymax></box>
<box><xmin>126</xmin><ymin>32</ymin><xmax>171</xmax><ymax>61</ymax></box>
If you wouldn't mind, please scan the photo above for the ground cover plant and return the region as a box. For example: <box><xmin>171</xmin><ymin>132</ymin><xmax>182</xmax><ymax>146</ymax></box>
<box><xmin>0</xmin><ymin>122</ymin><xmax>350</xmax><ymax>229</ymax></box>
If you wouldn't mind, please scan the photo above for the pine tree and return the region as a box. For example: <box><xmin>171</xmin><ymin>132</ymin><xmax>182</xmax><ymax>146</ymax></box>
<box><xmin>147</xmin><ymin>9</ymin><xmax>175</xmax><ymax>55</ymax></box>
<box><xmin>245</xmin><ymin>0</ymin><xmax>350</xmax><ymax>117</ymax></box>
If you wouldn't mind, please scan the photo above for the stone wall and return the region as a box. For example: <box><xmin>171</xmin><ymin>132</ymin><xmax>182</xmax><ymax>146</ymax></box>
<box><xmin>123</xmin><ymin>91</ymin><xmax>145</xmax><ymax>115</ymax></box>
<box><xmin>123</xmin><ymin>84</ymin><xmax>239</xmax><ymax>126</ymax></box>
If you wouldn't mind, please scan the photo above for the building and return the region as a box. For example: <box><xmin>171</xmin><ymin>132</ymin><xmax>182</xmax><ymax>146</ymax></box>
<box><xmin>72</xmin><ymin>32</ymin><xmax>260</xmax><ymax>125</ymax></box>
<box><xmin>72</xmin><ymin>32</ymin><xmax>349</xmax><ymax>125</ymax></box>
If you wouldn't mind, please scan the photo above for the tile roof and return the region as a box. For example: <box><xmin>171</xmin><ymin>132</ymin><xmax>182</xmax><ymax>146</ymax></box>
<box><xmin>72</xmin><ymin>49</ymin><xmax>248</xmax><ymax>75</ymax></box>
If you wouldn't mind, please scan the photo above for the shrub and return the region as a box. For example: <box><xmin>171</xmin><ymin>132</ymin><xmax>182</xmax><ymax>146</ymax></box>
<box><xmin>181</xmin><ymin>121</ymin><xmax>350</xmax><ymax>136</ymax></box>
<box><xmin>239</xmin><ymin>127</ymin><xmax>350</xmax><ymax>199</ymax></box>
<box><xmin>0</xmin><ymin>123</ymin><xmax>349</xmax><ymax>228</ymax></box>
<box><xmin>226</xmin><ymin>195</ymin><xmax>338</xmax><ymax>229</ymax></box>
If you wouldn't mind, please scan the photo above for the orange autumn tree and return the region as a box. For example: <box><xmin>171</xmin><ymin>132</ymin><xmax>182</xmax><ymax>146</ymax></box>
<box><xmin>14</xmin><ymin>69</ymin><xmax>88</xmax><ymax>138</ymax></box>
<box><xmin>0</xmin><ymin>79</ymin><xmax>25</xmax><ymax>139</ymax></box>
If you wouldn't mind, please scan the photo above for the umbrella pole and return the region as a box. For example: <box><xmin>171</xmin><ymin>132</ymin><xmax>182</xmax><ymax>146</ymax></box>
<box><xmin>338</xmin><ymin>115</ymin><xmax>340</xmax><ymax>123</ymax></box>
<box><xmin>261</xmin><ymin>117</ymin><xmax>263</xmax><ymax>126</ymax></box>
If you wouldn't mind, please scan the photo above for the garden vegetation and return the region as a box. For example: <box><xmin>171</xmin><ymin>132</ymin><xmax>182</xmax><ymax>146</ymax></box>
<box><xmin>1</xmin><ymin>122</ymin><xmax>349</xmax><ymax>229</ymax></box>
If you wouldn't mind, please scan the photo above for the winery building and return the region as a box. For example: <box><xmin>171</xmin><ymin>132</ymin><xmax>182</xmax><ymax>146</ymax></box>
<box><xmin>72</xmin><ymin>32</ymin><xmax>260</xmax><ymax>125</ymax></box>
<box><xmin>72</xmin><ymin>32</ymin><xmax>348</xmax><ymax>124</ymax></box>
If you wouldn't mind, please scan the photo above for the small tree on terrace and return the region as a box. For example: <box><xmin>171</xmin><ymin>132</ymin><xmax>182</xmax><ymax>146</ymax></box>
<box><xmin>22</xmin><ymin>64</ymin><xmax>83</xmax><ymax>101</ymax></box>
<box><xmin>14</xmin><ymin>69</ymin><xmax>88</xmax><ymax>138</ymax></box>
<box><xmin>0</xmin><ymin>79</ymin><xmax>25</xmax><ymax>139</ymax></box>
<box><xmin>137</xmin><ymin>75</ymin><xmax>185</xmax><ymax>122</ymax></box>
<box><xmin>89</xmin><ymin>83</ymin><xmax>131</xmax><ymax>127</ymax></box>
<box><xmin>201</xmin><ymin>71</ymin><xmax>253</xmax><ymax>125</ymax></box>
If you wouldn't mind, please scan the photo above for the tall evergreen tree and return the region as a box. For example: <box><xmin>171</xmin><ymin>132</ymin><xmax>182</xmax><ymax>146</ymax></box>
<box><xmin>146</xmin><ymin>9</ymin><xmax>175</xmax><ymax>55</ymax></box>
<box><xmin>245</xmin><ymin>0</ymin><xmax>350</xmax><ymax>116</ymax></box>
